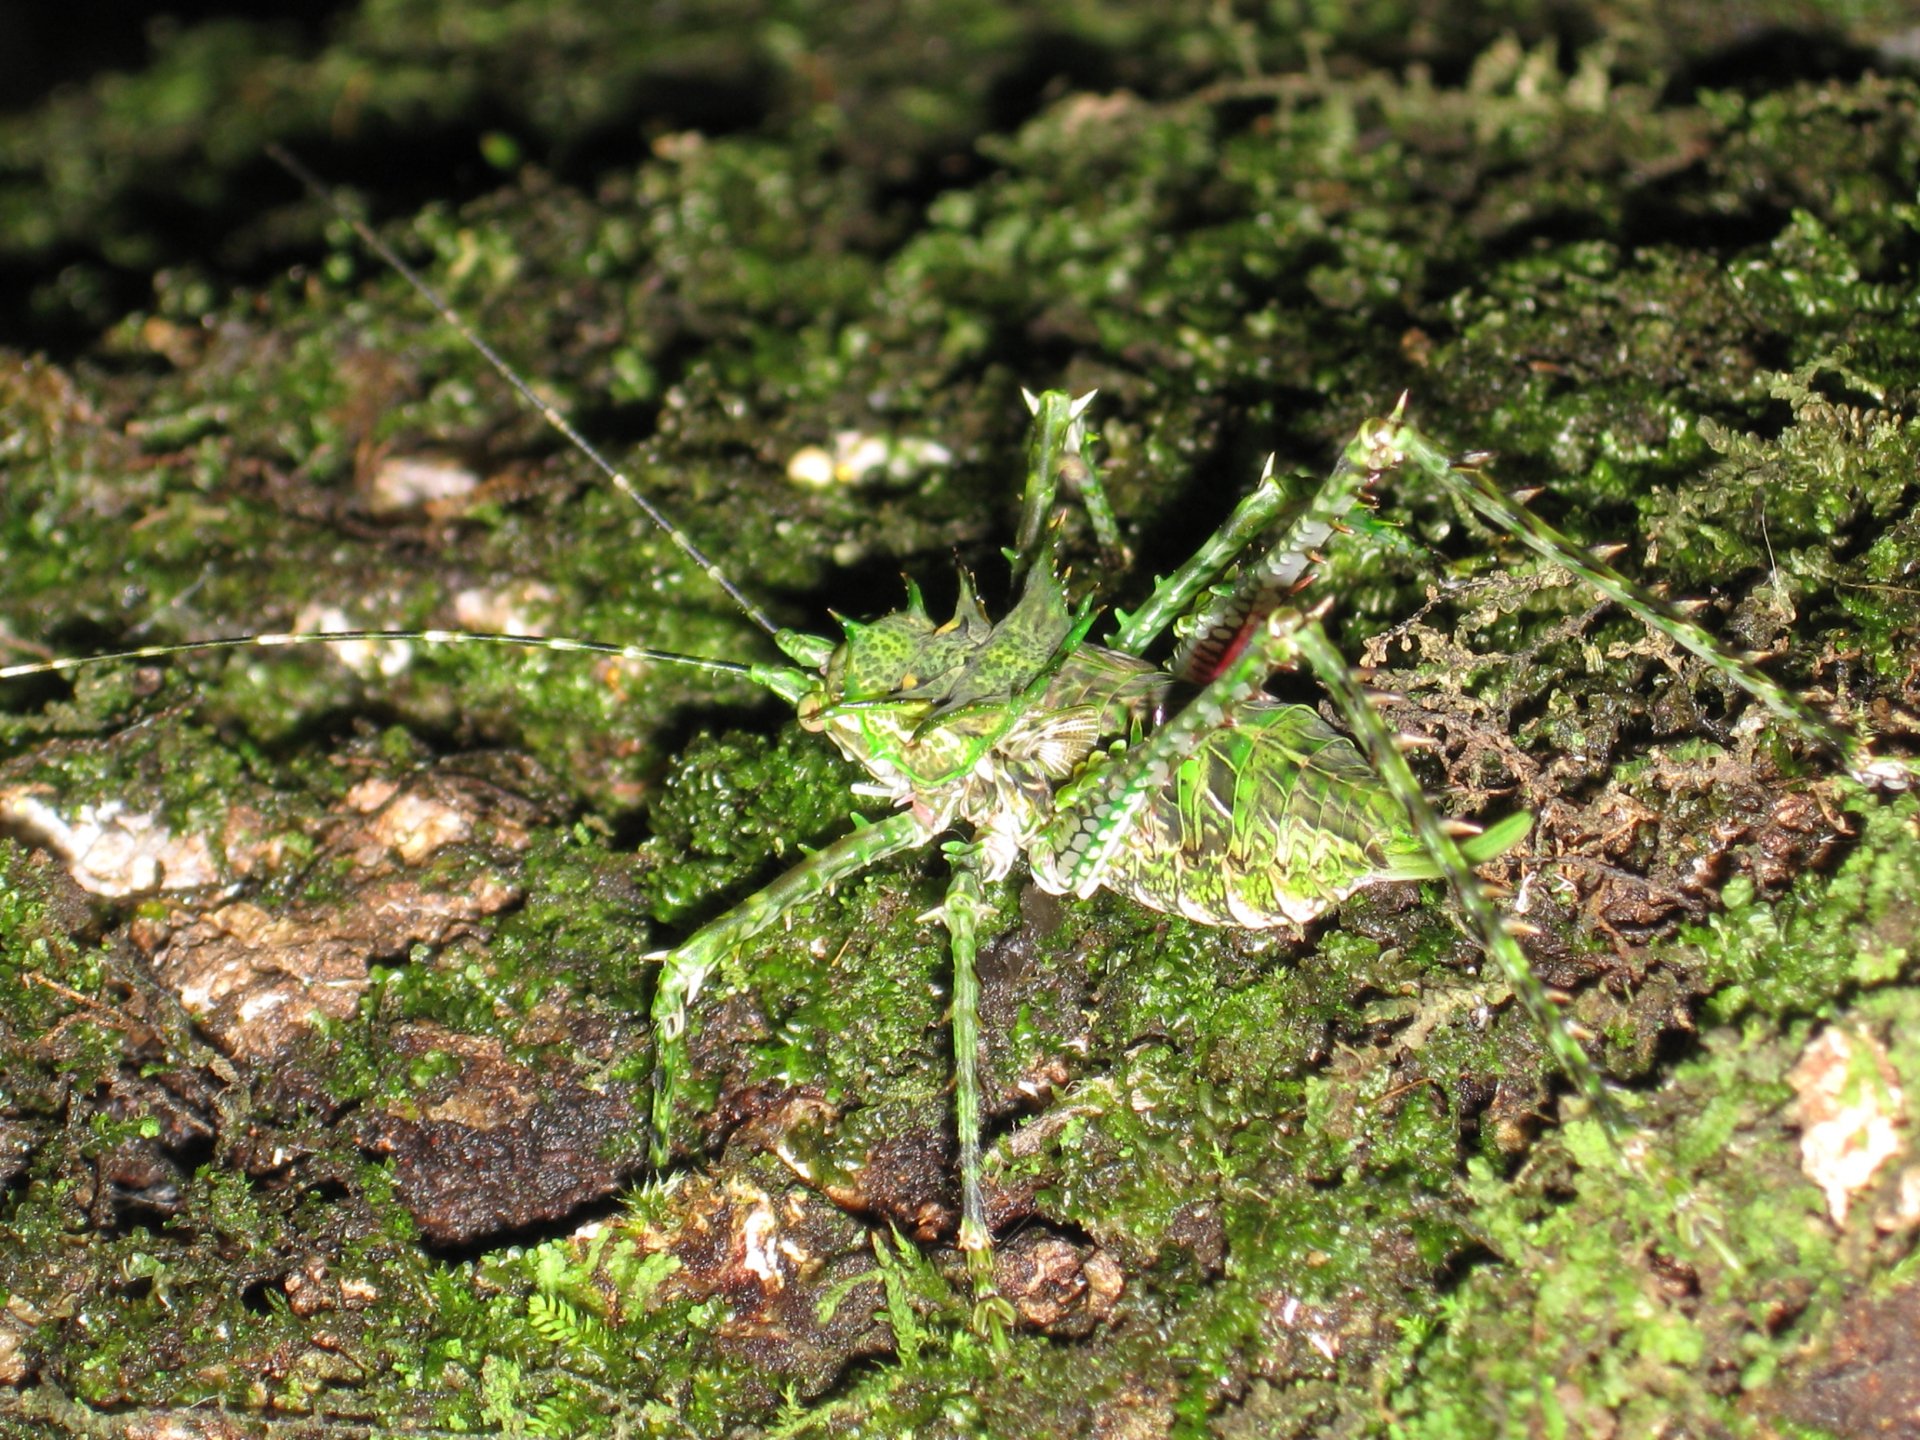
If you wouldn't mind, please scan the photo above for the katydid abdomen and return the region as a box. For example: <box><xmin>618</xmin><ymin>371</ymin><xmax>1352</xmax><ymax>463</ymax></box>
<box><xmin>1029</xmin><ymin>697</ymin><xmax>1433</xmax><ymax>928</ymax></box>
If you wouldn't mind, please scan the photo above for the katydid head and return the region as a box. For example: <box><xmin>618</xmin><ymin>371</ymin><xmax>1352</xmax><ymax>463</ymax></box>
<box><xmin>790</xmin><ymin>531</ymin><xmax>1096</xmax><ymax>834</ymax></box>
<box><xmin>797</xmin><ymin>539</ymin><xmax>1080</xmax><ymax>723</ymax></box>
<box><xmin>794</xmin><ymin>587</ymin><xmax>985</xmax><ymax>751</ymax></box>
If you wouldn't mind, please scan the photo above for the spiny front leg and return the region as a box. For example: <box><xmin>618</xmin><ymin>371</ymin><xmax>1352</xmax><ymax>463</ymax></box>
<box><xmin>648</xmin><ymin>809</ymin><xmax>932</xmax><ymax>1167</ymax></box>
<box><xmin>1167</xmin><ymin>416</ymin><xmax>1396</xmax><ymax>682</ymax></box>
<box><xmin>1106</xmin><ymin>454</ymin><xmax>1297</xmax><ymax>658</ymax></box>
<box><xmin>1013</xmin><ymin>389</ymin><xmax>1123</xmax><ymax>584</ymax></box>
<box><xmin>931</xmin><ymin>839</ymin><xmax>1016</xmax><ymax>1340</ymax></box>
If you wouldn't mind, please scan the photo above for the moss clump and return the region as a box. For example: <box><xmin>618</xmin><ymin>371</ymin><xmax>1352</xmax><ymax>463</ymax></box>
<box><xmin>4</xmin><ymin>6</ymin><xmax>1920</xmax><ymax>1436</ymax></box>
<box><xmin>1387</xmin><ymin>804</ymin><xmax>1920</xmax><ymax>1435</ymax></box>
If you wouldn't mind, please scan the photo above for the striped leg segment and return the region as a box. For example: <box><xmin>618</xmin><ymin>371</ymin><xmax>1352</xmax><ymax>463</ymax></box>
<box><xmin>1166</xmin><ymin>418</ymin><xmax>1391</xmax><ymax>683</ymax></box>
<box><xmin>931</xmin><ymin>841</ymin><xmax>1015</xmax><ymax>1337</ymax></box>
<box><xmin>1106</xmin><ymin>457</ymin><xmax>1297</xmax><ymax>658</ymax></box>
<box><xmin>1109</xmin><ymin>411</ymin><xmax>1395</xmax><ymax>664</ymax></box>
<box><xmin>1039</xmin><ymin>608</ymin><xmax>1318</xmax><ymax>901</ymax></box>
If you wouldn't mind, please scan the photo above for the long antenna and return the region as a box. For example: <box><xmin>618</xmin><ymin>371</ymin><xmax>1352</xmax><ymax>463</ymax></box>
<box><xmin>0</xmin><ymin>629</ymin><xmax>760</xmax><ymax>686</ymax></box>
<box><xmin>265</xmin><ymin>143</ymin><xmax>779</xmax><ymax>639</ymax></box>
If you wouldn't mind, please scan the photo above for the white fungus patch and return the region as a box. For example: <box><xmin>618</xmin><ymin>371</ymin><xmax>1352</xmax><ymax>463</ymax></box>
<box><xmin>366</xmin><ymin>453</ymin><xmax>482</xmax><ymax>515</ymax></box>
<box><xmin>289</xmin><ymin>604</ymin><xmax>413</xmax><ymax>678</ymax></box>
<box><xmin>786</xmin><ymin>430</ymin><xmax>952</xmax><ymax>489</ymax></box>
<box><xmin>1790</xmin><ymin>1024</ymin><xmax>1907</xmax><ymax>1228</ymax></box>
<box><xmin>0</xmin><ymin>789</ymin><xmax>221</xmax><ymax>896</ymax></box>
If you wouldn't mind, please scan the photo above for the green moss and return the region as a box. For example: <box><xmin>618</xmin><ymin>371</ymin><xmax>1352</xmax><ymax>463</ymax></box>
<box><xmin>5</xmin><ymin>6</ymin><xmax>1920</xmax><ymax>1436</ymax></box>
<box><xmin>1381</xmin><ymin>796</ymin><xmax>1920</xmax><ymax>1435</ymax></box>
<box><xmin>1692</xmin><ymin>793</ymin><xmax>1919</xmax><ymax>1023</ymax></box>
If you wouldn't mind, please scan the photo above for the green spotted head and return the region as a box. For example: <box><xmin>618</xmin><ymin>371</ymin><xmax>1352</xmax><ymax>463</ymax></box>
<box><xmin>820</xmin><ymin>572</ymin><xmax>990</xmax><ymax>705</ymax></box>
<box><xmin>798</xmin><ymin>545</ymin><xmax>1081</xmax><ymax>741</ymax></box>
